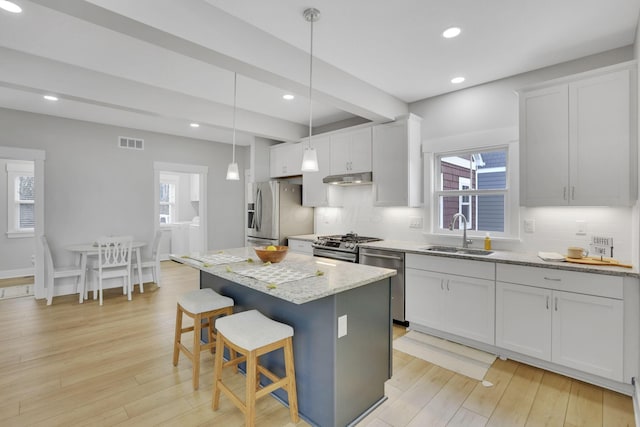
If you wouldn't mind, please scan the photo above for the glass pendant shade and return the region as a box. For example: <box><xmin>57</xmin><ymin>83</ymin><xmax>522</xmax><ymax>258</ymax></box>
<box><xmin>301</xmin><ymin>147</ymin><xmax>319</xmax><ymax>172</ymax></box>
<box><xmin>226</xmin><ymin>162</ymin><xmax>240</xmax><ymax>180</ymax></box>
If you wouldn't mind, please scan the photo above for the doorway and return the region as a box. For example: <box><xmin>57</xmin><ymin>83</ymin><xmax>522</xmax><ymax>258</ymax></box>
<box><xmin>0</xmin><ymin>146</ymin><xmax>45</xmax><ymax>299</ymax></box>
<box><xmin>153</xmin><ymin>162</ymin><xmax>208</xmax><ymax>259</ymax></box>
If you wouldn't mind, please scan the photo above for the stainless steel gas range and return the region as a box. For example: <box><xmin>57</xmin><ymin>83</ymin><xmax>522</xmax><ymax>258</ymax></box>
<box><xmin>312</xmin><ymin>232</ymin><xmax>382</xmax><ymax>263</ymax></box>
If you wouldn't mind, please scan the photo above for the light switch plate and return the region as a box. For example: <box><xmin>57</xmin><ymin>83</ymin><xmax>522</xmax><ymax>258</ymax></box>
<box><xmin>575</xmin><ymin>220</ymin><xmax>587</xmax><ymax>236</ymax></box>
<box><xmin>338</xmin><ymin>315</ymin><xmax>347</xmax><ymax>338</ymax></box>
<box><xmin>524</xmin><ymin>219</ymin><xmax>535</xmax><ymax>233</ymax></box>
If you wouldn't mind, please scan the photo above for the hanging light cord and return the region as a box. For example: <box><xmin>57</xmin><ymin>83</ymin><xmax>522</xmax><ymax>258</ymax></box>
<box><xmin>308</xmin><ymin>15</ymin><xmax>314</xmax><ymax>148</ymax></box>
<box><xmin>232</xmin><ymin>72</ymin><xmax>237</xmax><ymax>163</ymax></box>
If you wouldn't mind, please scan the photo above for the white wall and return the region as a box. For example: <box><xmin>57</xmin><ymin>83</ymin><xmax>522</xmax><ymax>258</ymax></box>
<box><xmin>0</xmin><ymin>108</ymin><xmax>247</xmax><ymax>272</ymax></box>
<box><xmin>316</xmin><ymin>46</ymin><xmax>638</xmax><ymax>263</ymax></box>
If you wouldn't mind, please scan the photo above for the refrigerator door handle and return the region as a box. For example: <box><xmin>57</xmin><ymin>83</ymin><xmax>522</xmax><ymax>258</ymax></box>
<box><xmin>255</xmin><ymin>188</ymin><xmax>262</xmax><ymax>232</ymax></box>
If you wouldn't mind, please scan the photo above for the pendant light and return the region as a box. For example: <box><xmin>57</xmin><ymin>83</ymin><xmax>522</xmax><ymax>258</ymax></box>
<box><xmin>226</xmin><ymin>72</ymin><xmax>240</xmax><ymax>180</ymax></box>
<box><xmin>300</xmin><ymin>7</ymin><xmax>320</xmax><ymax>172</ymax></box>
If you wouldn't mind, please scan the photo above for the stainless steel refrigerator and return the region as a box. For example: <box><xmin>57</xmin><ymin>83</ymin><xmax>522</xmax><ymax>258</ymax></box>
<box><xmin>246</xmin><ymin>181</ymin><xmax>314</xmax><ymax>246</ymax></box>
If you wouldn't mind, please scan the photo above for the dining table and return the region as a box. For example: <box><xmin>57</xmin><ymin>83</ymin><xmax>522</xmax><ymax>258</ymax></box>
<box><xmin>65</xmin><ymin>241</ymin><xmax>146</xmax><ymax>303</ymax></box>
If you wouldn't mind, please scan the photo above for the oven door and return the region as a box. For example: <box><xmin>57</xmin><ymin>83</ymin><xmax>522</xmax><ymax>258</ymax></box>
<box><xmin>312</xmin><ymin>247</ymin><xmax>357</xmax><ymax>263</ymax></box>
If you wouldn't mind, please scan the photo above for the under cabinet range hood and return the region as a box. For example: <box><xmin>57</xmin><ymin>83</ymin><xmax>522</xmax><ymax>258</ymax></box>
<box><xmin>323</xmin><ymin>172</ymin><xmax>373</xmax><ymax>186</ymax></box>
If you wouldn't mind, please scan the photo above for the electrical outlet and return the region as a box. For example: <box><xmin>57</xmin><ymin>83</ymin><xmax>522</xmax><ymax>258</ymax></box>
<box><xmin>338</xmin><ymin>315</ymin><xmax>347</xmax><ymax>338</ymax></box>
<box><xmin>575</xmin><ymin>220</ymin><xmax>587</xmax><ymax>236</ymax></box>
<box><xmin>524</xmin><ymin>219</ymin><xmax>535</xmax><ymax>233</ymax></box>
<box><xmin>409</xmin><ymin>217</ymin><xmax>423</xmax><ymax>229</ymax></box>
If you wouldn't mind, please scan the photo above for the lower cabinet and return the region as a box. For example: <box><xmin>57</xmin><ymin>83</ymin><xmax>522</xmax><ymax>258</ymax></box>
<box><xmin>287</xmin><ymin>238</ymin><xmax>314</xmax><ymax>256</ymax></box>
<box><xmin>406</xmin><ymin>259</ymin><xmax>495</xmax><ymax>345</ymax></box>
<box><xmin>496</xmin><ymin>270</ymin><xmax>624</xmax><ymax>382</ymax></box>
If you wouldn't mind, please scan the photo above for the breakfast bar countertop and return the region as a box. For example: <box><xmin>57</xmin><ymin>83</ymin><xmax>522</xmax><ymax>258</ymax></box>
<box><xmin>169</xmin><ymin>247</ymin><xmax>396</xmax><ymax>304</ymax></box>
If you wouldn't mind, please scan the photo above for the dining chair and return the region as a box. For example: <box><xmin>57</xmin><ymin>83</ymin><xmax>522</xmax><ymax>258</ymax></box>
<box><xmin>92</xmin><ymin>236</ymin><xmax>133</xmax><ymax>305</ymax></box>
<box><xmin>41</xmin><ymin>235</ymin><xmax>85</xmax><ymax>305</ymax></box>
<box><xmin>134</xmin><ymin>230</ymin><xmax>163</xmax><ymax>289</ymax></box>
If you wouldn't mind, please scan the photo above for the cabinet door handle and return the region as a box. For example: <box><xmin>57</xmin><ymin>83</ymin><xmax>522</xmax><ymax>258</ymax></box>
<box><xmin>571</xmin><ymin>186</ymin><xmax>575</xmax><ymax>200</ymax></box>
<box><xmin>543</xmin><ymin>276</ymin><xmax>561</xmax><ymax>282</ymax></box>
<box><xmin>555</xmin><ymin>297</ymin><xmax>558</xmax><ymax>311</ymax></box>
<box><xmin>446</xmin><ymin>280</ymin><xmax>450</xmax><ymax>291</ymax></box>
<box><xmin>546</xmin><ymin>296</ymin><xmax>549</xmax><ymax>310</ymax></box>
<box><xmin>563</xmin><ymin>187</ymin><xmax>567</xmax><ymax>200</ymax></box>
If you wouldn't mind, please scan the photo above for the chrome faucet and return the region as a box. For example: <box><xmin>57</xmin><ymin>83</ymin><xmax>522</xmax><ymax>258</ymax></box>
<box><xmin>449</xmin><ymin>213</ymin><xmax>472</xmax><ymax>248</ymax></box>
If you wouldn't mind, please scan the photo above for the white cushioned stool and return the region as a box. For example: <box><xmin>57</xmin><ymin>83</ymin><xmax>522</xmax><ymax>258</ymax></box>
<box><xmin>212</xmin><ymin>309</ymin><xmax>298</xmax><ymax>427</ymax></box>
<box><xmin>172</xmin><ymin>288</ymin><xmax>234</xmax><ymax>389</ymax></box>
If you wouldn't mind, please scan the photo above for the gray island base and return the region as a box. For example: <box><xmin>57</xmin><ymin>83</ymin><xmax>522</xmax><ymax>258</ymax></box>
<box><xmin>172</xmin><ymin>249</ymin><xmax>396</xmax><ymax>427</ymax></box>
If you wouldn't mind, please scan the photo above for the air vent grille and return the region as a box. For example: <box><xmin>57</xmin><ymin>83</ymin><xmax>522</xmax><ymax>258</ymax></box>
<box><xmin>118</xmin><ymin>136</ymin><xmax>144</xmax><ymax>150</ymax></box>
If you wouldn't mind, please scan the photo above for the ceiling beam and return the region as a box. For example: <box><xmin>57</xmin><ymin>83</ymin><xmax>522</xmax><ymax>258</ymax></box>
<box><xmin>30</xmin><ymin>0</ymin><xmax>408</xmax><ymax>123</ymax></box>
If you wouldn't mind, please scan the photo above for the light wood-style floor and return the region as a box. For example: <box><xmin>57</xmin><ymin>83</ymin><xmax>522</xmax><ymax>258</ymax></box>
<box><xmin>0</xmin><ymin>261</ymin><xmax>634</xmax><ymax>427</ymax></box>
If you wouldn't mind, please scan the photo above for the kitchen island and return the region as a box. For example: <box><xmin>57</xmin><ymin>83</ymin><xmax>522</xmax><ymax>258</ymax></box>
<box><xmin>171</xmin><ymin>247</ymin><xmax>396</xmax><ymax>427</ymax></box>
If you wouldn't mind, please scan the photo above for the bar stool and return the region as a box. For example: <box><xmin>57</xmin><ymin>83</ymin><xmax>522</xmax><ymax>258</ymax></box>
<box><xmin>173</xmin><ymin>288</ymin><xmax>234</xmax><ymax>389</ymax></box>
<box><xmin>212</xmin><ymin>309</ymin><xmax>298</xmax><ymax>427</ymax></box>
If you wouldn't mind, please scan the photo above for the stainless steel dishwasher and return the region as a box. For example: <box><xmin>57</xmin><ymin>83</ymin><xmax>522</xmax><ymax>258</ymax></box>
<box><xmin>359</xmin><ymin>247</ymin><xmax>406</xmax><ymax>324</ymax></box>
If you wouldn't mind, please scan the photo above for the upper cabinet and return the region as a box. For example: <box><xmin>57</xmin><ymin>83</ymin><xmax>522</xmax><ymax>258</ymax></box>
<box><xmin>330</xmin><ymin>127</ymin><xmax>372</xmax><ymax>174</ymax></box>
<box><xmin>372</xmin><ymin>114</ymin><xmax>423</xmax><ymax>207</ymax></box>
<box><xmin>302</xmin><ymin>135</ymin><xmax>341</xmax><ymax>207</ymax></box>
<box><xmin>270</xmin><ymin>143</ymin><xmax>302</xmax><ymax>178</ymax></box>
<box><xmin>519</xmin><ymin>62</ymin><xmax>637</xmax><ymax>206</ymax></box>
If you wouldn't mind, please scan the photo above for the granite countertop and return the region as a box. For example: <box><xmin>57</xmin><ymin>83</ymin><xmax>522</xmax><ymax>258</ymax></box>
<box><xmin>170</xmin><ymin>247</ymin><xmax>396</xmax><ymax>305</ymax></box>
<box><xmin>359</xmin><ymin>240</ymin><xmax>639</xmax><ymax>278</ymax></box>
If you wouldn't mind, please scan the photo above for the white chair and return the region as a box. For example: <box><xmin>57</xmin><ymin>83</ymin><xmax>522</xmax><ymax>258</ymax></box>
<box><xmin>41</xmin><ymin>235</ymin><xmax>86</xmax><ymax>305</ymax></box>
<box><xmin>92</xmin><ymin>236</ymin><xmax>133</xmax><ymax>306</ymax></box>
<box><xmin>134</xmin><ymin>230</ymin><xmax>163</xmax><ymax>289</ymax></box>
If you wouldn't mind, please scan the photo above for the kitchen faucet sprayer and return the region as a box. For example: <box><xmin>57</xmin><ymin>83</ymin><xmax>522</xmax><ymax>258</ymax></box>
<box><xmin>449</xmin><ymin>213</ymin><xmax>472</xmax><ymax>248</ymax></box>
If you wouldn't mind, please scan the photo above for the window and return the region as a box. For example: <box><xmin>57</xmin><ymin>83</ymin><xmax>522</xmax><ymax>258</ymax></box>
<box><xmin>159</xmin><ymin>173</ymin><xmax>178</xmax><ymax>224</ymax></box>
<box><xmin>7</xmin><ymin>161</ymin><xmax>35</xmax><ymax>237</ymax></box>
<box><xmin>434</xmin><ymin>148</ymin><xmax>509</xmax><ymax>236</ymax></box>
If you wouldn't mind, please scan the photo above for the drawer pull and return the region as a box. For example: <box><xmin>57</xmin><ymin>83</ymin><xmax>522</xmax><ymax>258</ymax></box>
<box><xmin>546</xmin><ymin>296</ymin><xmax>549</xmax><ymax>310</ymax></box>
<box><xmin>555</xmin><ymin>297</ymin><xmax>558</xmax><ymax>311</ymax></box>
<box><xmin>543</xmin><ymin>276</ymin><xmax>561</xmax><ymax>282</ymax></box>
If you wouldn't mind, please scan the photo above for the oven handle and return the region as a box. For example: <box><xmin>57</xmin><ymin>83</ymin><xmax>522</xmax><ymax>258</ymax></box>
<box><xmin>313</xmin><ymin>248</ymin><xmax>356</xmax><ymax>262</ymax></box>
<box><xmin>360</xmin><ymin>253</ymin><xmax>403</xmax><ymax>261</ymax></box>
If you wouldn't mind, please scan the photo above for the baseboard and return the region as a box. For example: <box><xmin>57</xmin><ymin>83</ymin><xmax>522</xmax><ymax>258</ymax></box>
<box><xmin>0</xmin><ymin>267</ymin><xmax>35</xmax><ymax>279</ymax></box>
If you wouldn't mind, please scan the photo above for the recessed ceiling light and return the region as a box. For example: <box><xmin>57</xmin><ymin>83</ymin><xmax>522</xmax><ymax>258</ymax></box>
<box><xmin>442</xmin><ymin>27</ymin><xmax>461</xmax><ymax>39</ymax></box>
<box><xmin>0</xmin><ymin>1</ymin><xmax>22</xmax><ymax>13</ymax></box>
<box><xmin>190</xmin><ymin>123</ymin><xmax>200</xmax><ymax>128</ymax></box>
<box><xmin>283</xmin><ymin>94</ymin><xmax>295</xmax><ymax>100</ymax></box>
<box><xmin>43</xmin><ymin>95</ymin><xmax>58</xmax><ymax>101</ymax></box>
<box><xmin>451</xmin><ymin>77</ymin><xmax>465</xmax><ymax>84</ymax></box>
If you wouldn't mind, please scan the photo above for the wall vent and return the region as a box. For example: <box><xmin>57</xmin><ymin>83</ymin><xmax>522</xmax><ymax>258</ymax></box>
<box><xmin>118</xmin><ymin>136</ymin><xmax>144</xmax><ymax>150</ymax></box>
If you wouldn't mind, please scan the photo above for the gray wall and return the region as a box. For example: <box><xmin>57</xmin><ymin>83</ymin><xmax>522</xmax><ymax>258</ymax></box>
<box><xmin>0</xmin><ymin>108</ymin><xmax>247</xmax><ymax>268</ymax></box>
<box><xmin>411</xmin><ymin>46</ymin><xmax>634</xmax><ymax>140</ymax></box>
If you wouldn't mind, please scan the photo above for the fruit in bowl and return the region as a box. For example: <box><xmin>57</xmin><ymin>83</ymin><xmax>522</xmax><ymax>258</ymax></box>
<box><xmin>254</xmin><ymin>245</ymin><xmax>288</xmax><ymax>263</ymax></box>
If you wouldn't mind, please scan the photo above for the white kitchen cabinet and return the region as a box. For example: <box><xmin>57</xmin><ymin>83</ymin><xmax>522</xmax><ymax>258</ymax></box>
<box><xmin>519</xmin><ymin>62</ymin><xmax>637</xmax><ymax>206</ymax></box>
<box><xmin>496</xmin><ymin>282</ymin><xmax>552</xmax><ymax>360</ymax></box>
<box><xmin>287</xmin><ymin>238</ymin><xmax>314</xmax><ymax>255</ymax></box>
<box><xmin>552</xmin><ymin>290</ymin><xmax>623</xmax><ymax>381</ymax></box>
<box><xmin>330</xmin><ymin>127</ymin><xmax>372</xmax><ymax>174</ymax></box>
<box><xmin>270</xmin><ymin>142</ymin><xmax>302</xmax><ymax>178</ymax></box>
<box><xmin>406</xmin><ymin>254</ymin><xmax>495</xmax><ymax>345</ymax></box>
<box><xmin>301</xmin><ymin>135</ymin><xmax>340</xmax><ymax>207</ymax></box>
<box><xmin>496</xmin><ymin>264</ymin><xmax>624</xmax><ymax>381</ymax></box>
<box><xmin>372</xmin><ymin>114</ymin><xmax>422</xmax><ymax>207</ymax></box>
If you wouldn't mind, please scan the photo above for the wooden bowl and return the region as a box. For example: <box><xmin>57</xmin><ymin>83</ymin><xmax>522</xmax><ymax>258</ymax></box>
<box><xmin>253</xmin><ymin>245</ymin><xmax>288</xmax><ymax>263</ymax></box>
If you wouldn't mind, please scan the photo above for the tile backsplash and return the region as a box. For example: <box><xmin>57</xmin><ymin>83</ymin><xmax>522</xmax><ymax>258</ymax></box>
<box><xmin>315</xmin><ymin>186</ymin><xmax>637</xmax><ymax>263</ymax></box>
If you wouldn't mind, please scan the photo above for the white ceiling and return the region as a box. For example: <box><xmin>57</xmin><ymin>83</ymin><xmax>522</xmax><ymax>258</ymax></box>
<box><xmin>0</xmin><ymin>0</ymin><xmax>638</xmax><ymax>145</ymax></box>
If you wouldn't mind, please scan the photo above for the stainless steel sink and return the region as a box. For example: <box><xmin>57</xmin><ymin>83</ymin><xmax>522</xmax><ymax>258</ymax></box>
<box><xmin>421</xmin><ymin>245</ymin><xmax>494</xmax><ymax>256</ymax></box>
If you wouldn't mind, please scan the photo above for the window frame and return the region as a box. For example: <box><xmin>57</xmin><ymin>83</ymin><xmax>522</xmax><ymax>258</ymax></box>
<box><xmin>6</xmin><ymin>161</ymin><xmax>35</xmax><ymax>238</ymax></box>
<box><xmin>159</xmin><ymin>173</ymin><xmax>179</xmax><ymax>225</ymax></box>
<box><xmin>430</xmin><ymin>141</ymin><xmax>518</xmax><ymax>240</ymax></box>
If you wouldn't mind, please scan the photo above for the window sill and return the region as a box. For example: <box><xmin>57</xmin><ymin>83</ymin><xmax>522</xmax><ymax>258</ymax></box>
<box><xmin>7</xmin><ymin>230</ymin><xmax>35</xmax><ymax>239</ymax></box>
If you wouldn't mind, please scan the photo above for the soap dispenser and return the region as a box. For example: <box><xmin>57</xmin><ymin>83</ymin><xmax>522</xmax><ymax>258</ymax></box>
<box><xmin>484</xmin><ymin>233</ymin><xmax>492</xmax><ymax>250</ymax></box>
